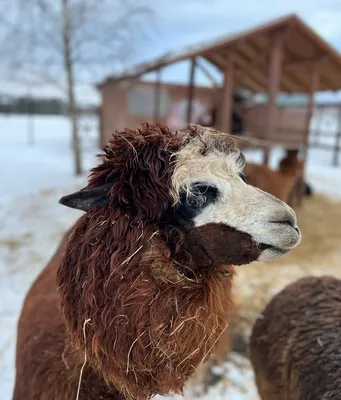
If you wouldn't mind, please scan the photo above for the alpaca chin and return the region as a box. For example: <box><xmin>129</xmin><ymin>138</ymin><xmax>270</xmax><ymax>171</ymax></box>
<box><xmin>257</xmin><ymin>246</ymin><xmax>288</xmax><ymax>262</ymax></box>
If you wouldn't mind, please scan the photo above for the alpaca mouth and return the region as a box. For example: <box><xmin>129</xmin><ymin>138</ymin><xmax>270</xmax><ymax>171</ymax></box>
<box><xmin>260</xmin><ymin>243</ymin><xmax>288</xmax><ymax>255</ymax></box>
<box><xmin>258</xmin><ymin>223</ymin><xmax>301</xmax><ymax>254</ymax></box>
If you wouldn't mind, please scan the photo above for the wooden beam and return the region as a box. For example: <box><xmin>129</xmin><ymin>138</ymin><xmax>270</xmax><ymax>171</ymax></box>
<box><xmin>217</xmin><ymin>54</ymin><xmax>234</xmax><ymax>132</ymax></box>
<box><xmin>284</xmin><ymin>55</ymin><xmax>329</xmax><ymax>68</ymax></box>
<box><xmin>236</xmin><ymin>39</ymin><xmax>267</xmax><ymax>66</ymax></box>
<box><xmin>186</xmin><ymin>58</ymin><xmax>197</xmax><ymax>124</ymax></box>
<box><xmin>303</xmin><ymin>63</ymin><xmax>320</xmax><ymax>158</ymax></box>
<box><xmin>254</xmin><ymin>54</ymin><xmax>328</xmax><ymax>71</ymax></box>
<box><xmin>234</xmin><ymin>71</ymin><xmax>263</xmax><ymax>92</ymax></box>
<box><xmin>295</xmin><ymin>63</ymin><xmax>319</xmax><ymax>203</ymax></box>
<box><xmin>235</xmin><ymin>40</ymin><xmax>306</xmax><ymax>92</ymax></box>
<box><xmin>252</xmin><ymin>53</ymin><xmax>330</xmax><ymax>92</ymax></box>
<box><xmin>221</xmin><ymin>52</ymin><xmax>266</xmax><ymax>89</ymax></box>
<box><xmin>154</xmin><ymin>68</ymin><xmax>161</xmax><ymax>123</ymax></box>
<box><xmin>234</xmin><ymin>51</ymin><xmax>296</xmax><ymax>92</ymax></box>
<box><xmin>255</xmin><ymin>34</ymin><xmax>310</xmax><ymax>92</ymax></box>
<box><xmin>196</xmin><ymin>57</ymin><xmax>220</xmax><ymax>88</ymax></box>
<box><xmin>263</xmin><ymin>32</ymin><xmax>284</xmax><ymax>164</ymax></box>
<box><xmin>209</xmin><ymin>52</ymin><xmax>266</xmax><ymax>92</ymax></box>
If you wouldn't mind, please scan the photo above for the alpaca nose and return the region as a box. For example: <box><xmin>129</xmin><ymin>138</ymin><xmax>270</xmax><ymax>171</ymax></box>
<box><xmin>275</xmin><ymin>219</ymin><xmax>295</xmax><ymax>228</ymax></box>
<box><xmin>276</xmin><ymin>219</ymin><xmax>300</xmax><ymax>234</ymax></box>
<box><xmin>269</xmin><ymin>206</ymin><xmax>298</xmax><ymax>230</ymax></box>
<box><xmin>270</xmin><ymin>215</ymin><xmax>296</xmax><ymax>227</ymax></box>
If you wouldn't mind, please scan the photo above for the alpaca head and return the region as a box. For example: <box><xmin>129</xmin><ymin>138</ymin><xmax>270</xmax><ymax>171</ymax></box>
<box><xmin>279</xmin><ymin>149</ymin><xmax>303</xmax><ymax>176</ymax></box>
<box><xmin>58</xmin><ymin>124</ymin><xmax>300</xmax><ymax>399</ymax></box>
<box><xmin>60</xmin><ymin>124</ymin><xmax>300</xmax><ymax>265</ymax></box>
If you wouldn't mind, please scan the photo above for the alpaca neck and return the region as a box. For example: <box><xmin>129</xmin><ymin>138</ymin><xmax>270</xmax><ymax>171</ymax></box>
<box><xmin>63</xmin><ymin>339</ymin><xmax>126</xmax><ymax>400</ymax></box>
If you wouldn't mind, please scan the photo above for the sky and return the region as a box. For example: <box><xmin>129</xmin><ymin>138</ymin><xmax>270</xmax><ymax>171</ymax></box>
<box><xmin>2</xmin><ymin>0</ymin><xmax>341</xmax><ymax>103</ymax></box>
<box><xmin>141</xmin><ymin>0</ymin><xmax>341</xmax><ymax>57</ymax></box>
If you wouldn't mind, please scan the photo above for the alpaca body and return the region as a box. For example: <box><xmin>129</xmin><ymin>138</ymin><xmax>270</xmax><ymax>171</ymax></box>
<box><xmin>14</xmin><ymin>124</ymin><xmax>300</xmax><ymax>400</ymax></box>
<box><xmin>14</xmin><ymin>221</ymin><xmax>235</xmax><ymax>400</ymax></box>
<box><xmin>13</xmin><ymin>237</ymin><xmax>124</xmax><ymax>400</ymax></box>
<box><xmin>250</xmin><ymin>276</ymin><xmax>341</xmax><ymax>400</ymax></box>
<box><xmin>244</xmin><ymin>163</ymin><xmax>295</xmax><ymax>202</ymax></box>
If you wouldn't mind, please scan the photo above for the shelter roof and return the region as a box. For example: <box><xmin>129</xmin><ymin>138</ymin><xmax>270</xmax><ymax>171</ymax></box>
<box><xmin>103</xmin><ymin>14</ymin><xmax>341</xmax><ymax>93</ymax></box>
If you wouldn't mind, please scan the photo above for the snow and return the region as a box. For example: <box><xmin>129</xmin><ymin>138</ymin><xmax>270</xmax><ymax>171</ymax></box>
<box><xmin>0</xmin><ymin>114</ymin><xmax>99</xmax><ymax>204</ymax></box>
<box><xmin>0</xmin><ymin>114</ymin><xmax>340</xmax><ymax>399</ymax></box>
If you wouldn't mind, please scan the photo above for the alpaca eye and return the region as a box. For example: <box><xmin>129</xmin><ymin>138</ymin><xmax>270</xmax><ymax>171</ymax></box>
<box><xmin>187</xmin><ymin>184</ymin><xmax>218</xmax><ymax>209</ymax></box>
<box><xmin>238</xmin><ymin>173</ymin><xmax>247</xmax><ymax>183</ymax></box>
<box><xmin>175</xmin><ymin>184</ymin><xmax>218</xmax><ymax>223</ymax></box>
<box><xmin>187</xmin><ymin>193</ymin><xmax>205</xmax><ymax>209</ymax></box>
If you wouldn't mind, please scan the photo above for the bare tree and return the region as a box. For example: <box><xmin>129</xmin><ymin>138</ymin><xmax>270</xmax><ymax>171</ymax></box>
<box><xmin>0</xmin><ymin>0</ymin><xmax>154</xmax><ymax>175</ymax></box>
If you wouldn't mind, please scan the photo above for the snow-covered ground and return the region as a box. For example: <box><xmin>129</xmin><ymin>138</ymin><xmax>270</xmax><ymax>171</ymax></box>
<box><xmin>0</xmin><ymin>114</ymin><xmax>340</xmax><ymax>400</ymax></box>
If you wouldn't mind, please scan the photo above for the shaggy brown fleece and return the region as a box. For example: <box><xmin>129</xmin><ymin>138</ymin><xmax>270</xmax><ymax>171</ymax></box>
<box><xmin>250</xmin><ymin>276</ymin><xmax>341</xmax><ymax>400</ymax></box>
<box><xmin>14</xmin><ymin>124</ymin><xmax>264</xmax><ymax>400</ymax></box>
<box><xmin>57</xmin><ymin>125</ymin><xmax>248</xmax><ymax>399</ymax></box>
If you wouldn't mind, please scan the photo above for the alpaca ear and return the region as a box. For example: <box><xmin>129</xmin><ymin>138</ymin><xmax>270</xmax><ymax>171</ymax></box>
<box><xmin>59</xmin><ymin>182</ymin><xmax>113</xmax><ymax>211</ymax></box>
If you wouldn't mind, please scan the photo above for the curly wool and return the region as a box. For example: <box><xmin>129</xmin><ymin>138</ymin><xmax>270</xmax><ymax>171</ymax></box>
<box><xmin>58</xmin><ymin>124</ymin><xmax>236</xmax><ymax>399</ymax></box>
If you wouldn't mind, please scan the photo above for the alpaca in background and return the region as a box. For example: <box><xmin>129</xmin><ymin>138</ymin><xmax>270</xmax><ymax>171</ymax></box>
<box><xmin>250</xmin><ymin>275</ymin><xmax>341</xmax><ymax>399</ymax></box>
<box><xmin>245</xmin><ymin>149</ymin><xmax>313</xmax><ymax>204</ymax></box>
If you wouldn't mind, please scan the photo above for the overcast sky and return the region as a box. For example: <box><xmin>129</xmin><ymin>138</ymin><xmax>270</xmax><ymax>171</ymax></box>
<box><xmin>137</xmin><ymin>0</ymin><xmax>341</xmax><ymax>85</ymax></box>
<box><xmin>3</xmin><ymin>0</ymin><xmax>341</xmax><ymax>102</ymax></box>
<box><xmin>142</xmin><ymin>0</ymin><xmax>341</xmax><ymax>58</ymax></box>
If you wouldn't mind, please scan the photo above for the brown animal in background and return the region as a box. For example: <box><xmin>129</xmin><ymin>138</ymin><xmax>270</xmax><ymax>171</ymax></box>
<box><xmin>250</xmin><ymin>276</ymin><xmax>341</xmax><ymax>400</ymax></box>
<box><xmin>244</xmin><ymin>149</ymin><xmax>312</xmax><ymax>203</ymax></box>
<box><xmin>13</xmin><ymin>124</ymin><xmax>301</xmax><ymax>400</ymax></box>
<box><xmin>278</xmin><ymin>149</ymin><xmax>302</xmax><ymax>175</ymax></box>
<box><xmin>244</xmin><ymin>163</ymin><xmax>295</xmax><ymax>202</ymax></box>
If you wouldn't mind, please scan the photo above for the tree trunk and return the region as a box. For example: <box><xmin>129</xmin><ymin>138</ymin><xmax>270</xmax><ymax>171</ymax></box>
<box><xmin>61</xmin><ymin>0</ymin><xmax>82</xmax><ymax>175</ymax></box>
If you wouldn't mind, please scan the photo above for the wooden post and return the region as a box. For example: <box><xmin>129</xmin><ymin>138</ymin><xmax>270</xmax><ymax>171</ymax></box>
<box><xmin>296</xmin><ymin>63</ymin><xmax>319</xmax><ymax>205</ymax></box>
<box><xmin>217</xmin><ymin>54</ymin><xmax>234</xmax><ymax>133</ymax></box>
<box><xmin>263</xmin><ymin>33</ymin><xmax>284</xmax><ymax>165</ymax></box>
<box><xmin>303</xmin><ymin>64</ymin><xmax>319</xmax><ymax>160</ymax></box>
<box><xmin>311</xmin><ymin>105</ymin><xmax>324</xmax><ymax>146</ymax></box>
<box><xmin>186</xmin><ymin>58</ymin><xmax>196</xmax><ymax>124</ymax></box>
<box><xmin>332</xmin><ymin>106</ymin><xmax>341</xmax><ymax>166</ymax></box>
<box><xmin>196</xmin><ymin>58</ymin><xmax>218</xmax><ymax>88</ymax></box>
<box><xmin>154</xmin><ymin>68</ymin><xmax>162</xmax><ymax>123</ymax></box>
<box><xmin>98</xmin><ymin>106</ymin><xmax>104</xmax><ymax>148</ymax></box>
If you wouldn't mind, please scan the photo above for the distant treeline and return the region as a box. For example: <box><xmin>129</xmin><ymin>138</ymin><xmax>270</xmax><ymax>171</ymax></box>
<box><xmin>0</xmin><ymin>94</ymin><xmax>97</xmax><ymax>116</ymax></box>
<box><xmin>0</xmin><ymin>94</ymin><xmax>68</xmax><ymax>115</ymax></box>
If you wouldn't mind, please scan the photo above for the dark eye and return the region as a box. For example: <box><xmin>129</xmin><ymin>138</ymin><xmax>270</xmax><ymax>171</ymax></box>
<box><xmin>238</xmin><ymin>173</ymin><xmax>247</xmax><ymax>183</ymax></box>
<box><xmin>187</xmin><ymin>184</ymin><xmax>218</xmax><ymax>209</ymax></box>
<box><xmin>187</xmin><ymin>194</ymin><xmax>203</xmax><ymax>209</ymax></box>
<box><xmin>176</xmin><ymin>183</ymin><xmax>218</xmax><ymax>221</ymax></box>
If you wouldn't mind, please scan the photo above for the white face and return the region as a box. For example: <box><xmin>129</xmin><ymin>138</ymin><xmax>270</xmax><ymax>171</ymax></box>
<box><xmin>171</xmin><ymin>130</ymin><xmax>301</xmax><ymax>262</ymax></box>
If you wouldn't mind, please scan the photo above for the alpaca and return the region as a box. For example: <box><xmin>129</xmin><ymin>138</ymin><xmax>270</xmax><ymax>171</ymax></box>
<box><xmin>250</xmin><ymin>275</ymin><xmax>341</xmax><ymax>400</ymax></box>
<box><xmin>13</xmin><ymin>124</ymin><xmax>301</xmax><ymax>400</ymax></box>
<box><xmin>244</xmin><ymin>163</ymin><xmax>295</xmax><ymax>202</ymax></box>
<box><xmin>244</xmin><ymin>150</ymin><xmax>312</xmax><ymax>204</ymax></box>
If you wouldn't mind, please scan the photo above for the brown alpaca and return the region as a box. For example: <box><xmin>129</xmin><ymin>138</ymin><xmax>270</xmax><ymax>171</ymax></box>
<box><xmin>13</xmin><ymin>124</ymin><xmax>301</xmax><ymax>400</ymax></box>
<box><xmin>244</xmin><ymin>150</ymin><xmax>310</xmax><ymax>203</ymax></box>
<box><xmin>250</xmin><ymin>276</ymin><xmax>341</xmax><ymax>400</ymax></box>
<box><xmin>243</xmin><ymin>163</ymin><xmax>295</xmax><ymax>202</ymax></box>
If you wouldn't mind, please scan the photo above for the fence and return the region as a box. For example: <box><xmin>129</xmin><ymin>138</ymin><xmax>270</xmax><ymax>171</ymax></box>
<box><xmin>310</xmin><ymin>104</ymin><xmax>341</xmax><ymax>167</ymax></box>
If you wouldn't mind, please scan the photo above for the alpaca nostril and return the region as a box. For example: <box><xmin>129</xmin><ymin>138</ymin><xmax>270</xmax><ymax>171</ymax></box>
<box><xmin>282</xmin><ymin>219</ymin><xmax>294</xmax><ymax>227</ymax></box>
<box><xmin>270</xmin><ymin>219</ymin><xmax>296</xmax><ymax>228</ymax></box>
<box><xmin>270</xmin><ymin>209</ymin><xmax>297</xmax><ymax>228</ymax></box>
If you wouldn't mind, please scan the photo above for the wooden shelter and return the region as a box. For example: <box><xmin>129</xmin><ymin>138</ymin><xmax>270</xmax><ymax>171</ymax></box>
<box><xmin>98</xmin><ymin>14</ymin><xmax>341</xmax><ymax>202</ymax></box>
